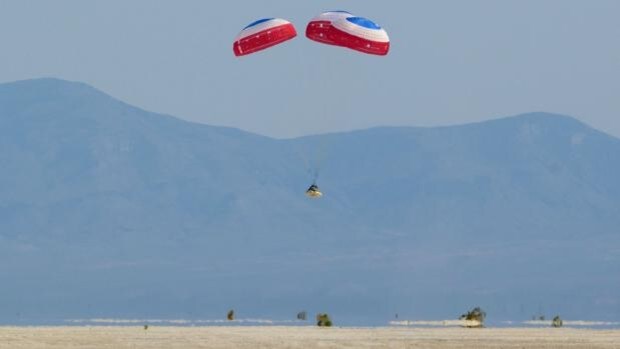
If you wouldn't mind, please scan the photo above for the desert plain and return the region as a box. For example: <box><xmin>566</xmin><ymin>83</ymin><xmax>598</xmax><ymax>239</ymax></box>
<box><xmin>1</xmin><ymin>326</ymin><xmax>619</xmax><ymax>349</ymax></box>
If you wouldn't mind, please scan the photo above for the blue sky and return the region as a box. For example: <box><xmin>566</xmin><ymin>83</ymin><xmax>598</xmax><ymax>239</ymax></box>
<box><xmin>1</xmin><ymin>0</ymin><xmax>618</xmax><ymax>138</ymax></box>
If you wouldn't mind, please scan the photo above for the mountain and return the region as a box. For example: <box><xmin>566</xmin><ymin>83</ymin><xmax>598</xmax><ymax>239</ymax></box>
<box><xmin>0</xmin><ymin>78</ymin><xmax>619</xmax><ymax>324</ymax></box>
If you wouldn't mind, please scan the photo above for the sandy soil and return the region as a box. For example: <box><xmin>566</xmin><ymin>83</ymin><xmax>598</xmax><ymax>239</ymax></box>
<box><xmin>1</xmin><ymin>326</ymin><xmax>619</xmax><ymax>349</ymax></box>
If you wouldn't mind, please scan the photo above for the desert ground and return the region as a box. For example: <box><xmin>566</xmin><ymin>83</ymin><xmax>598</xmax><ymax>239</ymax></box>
<box><xmin>1</xmin><ymin>326</ymin><xmax>619</xmax><ymax>349</ymax></box>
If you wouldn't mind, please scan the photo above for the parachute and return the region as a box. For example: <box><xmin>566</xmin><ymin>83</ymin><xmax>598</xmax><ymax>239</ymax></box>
<box><xmin>304</xmin><ymin>11</ymin><xmax>390</xmax><ymax>196</ymax></box>
<box><xmin>331</xmin><ymin>17</ymin><xmax>390</xmax><ymax>55</ymax></box>
<box><xmin>233</xmin><ymin>12</ymin><xmax>389</xmax><ymax>57</ymax></box>
<box><xmin>234</xmin><ymin>11</ymin><xmax>390</xmax><ymax>198</ymax></box>
<box><xmin>233</xmin><ymin>18</ymin><xmax>297</xmax><ymax>57</ymax></box>
<box><xmin>306</xmin><ymin>12</ymin><xmax>390</xmax><ymax>56</ymax></box>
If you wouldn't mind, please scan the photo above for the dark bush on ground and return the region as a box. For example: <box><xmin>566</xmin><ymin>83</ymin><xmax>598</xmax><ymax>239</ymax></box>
<box><xmin>316</xmin><ymin>313</ymin><xmax>332</xmax><ymax>327</ymax></box>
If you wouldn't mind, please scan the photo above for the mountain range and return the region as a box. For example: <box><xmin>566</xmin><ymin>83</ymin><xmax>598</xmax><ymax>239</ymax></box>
<box><xmin>0</xmin><ymin>78</ymin><xmax>619</xmax><ymax>324</ymax></box>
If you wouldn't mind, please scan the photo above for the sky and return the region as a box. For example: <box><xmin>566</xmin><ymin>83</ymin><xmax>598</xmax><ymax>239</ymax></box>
<box><xmin>0</xmin><ymin>0</ymin><xmax>619</xmax><ymax>138</ymax></box>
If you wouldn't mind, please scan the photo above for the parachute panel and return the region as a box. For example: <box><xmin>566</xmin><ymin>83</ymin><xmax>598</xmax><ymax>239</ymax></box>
<box><xmin>306</xmin><ymin>11</ymin><xmax>354</xmax><ymax>46</ymax></box>
<box><xmin>233</xmin><ymin>18</ymin><xmax>297</xmax><ymax>57</ymax></box>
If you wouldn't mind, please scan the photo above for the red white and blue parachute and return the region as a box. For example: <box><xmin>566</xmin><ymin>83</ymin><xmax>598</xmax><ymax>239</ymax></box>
<box><xmin>233</xmin><ymin>12</ymin><xmax>389</xmax><ymax>57</ymax></box>
<box><xmin>330</xmin><ymin>16</ymin><xmax>390</xmax><ymax>55</ymax></box>
<box><xmin>232</xmin><ymin>12</ymin><xmax>390</xmax><ymax>198</ymax></box>
<box><xmin>306</xmin><ymin>11</ymin><xmax>390</xmax><ymax>56</ymax></box>
<box><xmin>233</xmin><ymin>18</ymin><xmax>297</xmax><ymax>57</ymax></box>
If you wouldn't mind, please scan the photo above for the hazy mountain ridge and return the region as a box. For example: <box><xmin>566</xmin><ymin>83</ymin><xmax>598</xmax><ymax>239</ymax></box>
<box><xmin>0</xmin><ymin>78</ymin><xmax>618</xmax><ymax>324</ymax></box>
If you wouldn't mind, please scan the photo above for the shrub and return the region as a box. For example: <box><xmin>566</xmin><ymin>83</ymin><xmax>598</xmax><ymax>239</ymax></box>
<box><xmin>316</xmin><ymin>313</ymin><xmax>332</xmax><ymax>327</ymax></box>
<box><xmin>459</xmin><ymin>307</ymin><xmax>486</xmax><ymax>328</ymax></box>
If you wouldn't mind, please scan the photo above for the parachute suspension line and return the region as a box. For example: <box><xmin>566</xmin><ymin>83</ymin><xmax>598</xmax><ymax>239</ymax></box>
<box><xmin>303</xmin><ymin>10</ymin><xmax>391</xmax><ymax>189</ymax></box>
<box><xmin>310</xmin><ymin>166</ymin><xmax>319</xmax><ymax>184</ymax></box>
<box><xmin>292</xmin><ymin>26</ymin><xmax>329</xmax><ymax>188</ymax></box>
<box><xmin>290</xmin><ymin>34</ymin><xmax>317</xmax><ymax>184</ymax></box>
<box><xmin>309</xmin><ymin>47</ymin><xmax>341</xmax><ymax>184</ymax></box>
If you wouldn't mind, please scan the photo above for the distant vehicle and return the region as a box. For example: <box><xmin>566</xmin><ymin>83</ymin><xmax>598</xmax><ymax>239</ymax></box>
<box><xmin>460</xmin><ymin>307</ymin><xmax>486</xmax><ymax>328</ymax></box>
<box><xmin>305</xmin><ymin>184</ymin><xmax>322</xmax><ymax>198</ymax></box>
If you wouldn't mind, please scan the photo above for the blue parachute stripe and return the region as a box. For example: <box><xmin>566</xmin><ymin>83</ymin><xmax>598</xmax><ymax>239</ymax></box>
<box><xmin>244</xmin><ymin>18</ymin><xmax>275</xmax><ymax>30</ymax></box>
<box><xmin>346</xmin><ymin>17</ymin><xmax>381</xmax><ymax>30</ymax></box>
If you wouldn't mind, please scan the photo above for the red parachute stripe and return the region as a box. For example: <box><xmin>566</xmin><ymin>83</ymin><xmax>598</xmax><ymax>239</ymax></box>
<box><xmin>233</xmin><ymin>23</ymin><xmax>297</xmax><ymax>57</ymax></box>
<box><xmin>306</xmin><ymin>21</ymin><xmax>343</xmax><ymax>47</ymax></box>
<box><xmin>330</xmin><ymin>27</ymin><xmax>390</xmax><ymax>56</ymax></box>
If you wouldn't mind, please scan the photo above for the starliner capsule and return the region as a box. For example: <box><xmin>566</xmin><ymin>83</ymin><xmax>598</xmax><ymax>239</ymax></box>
<box><xmin>305</xmin><ymin>184</ymin><xmax>323</xmax><ymax>198</ymax></box>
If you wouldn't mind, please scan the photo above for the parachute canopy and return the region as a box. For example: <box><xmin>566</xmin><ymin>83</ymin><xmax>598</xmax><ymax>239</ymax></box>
<box><xmin>332</xmin><ymin>17</ymin><xmax>390</xmax><ymax>55</ymax></box>
<box><xmin>233</xmin><ymin>18</ymin><xmax>297</xmax><ymax>57</ymax></box>
<box><xmin>306</xmin><ymin>12</ymin><xmax>390</xmax><ymax>56</ymax></box>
